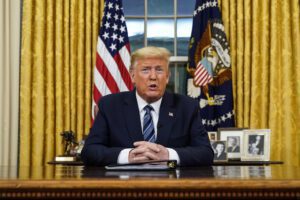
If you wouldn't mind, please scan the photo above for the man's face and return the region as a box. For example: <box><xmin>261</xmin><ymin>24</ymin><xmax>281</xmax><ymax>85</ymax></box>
<box><xmin>256</xmin><ymin>135</ymin><xmax>261</xmax><ymax>141</ymax></box>
<box><xmin>131</xmin><ymin>57</ymin><xmax>170</xmax><ymax>103</ymax></box>
<box><xmin>228</xmin><ymin>138</ymin><xmax>237</xmax><ymax>147</ymax></box>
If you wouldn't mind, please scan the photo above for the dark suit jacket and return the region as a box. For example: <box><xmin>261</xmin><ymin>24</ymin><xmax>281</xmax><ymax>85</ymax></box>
<box><xmin>227</xmin><ymin>145</ymin><xmax>240</xmax><ymax>153</ymax></box>
<box><xmin>81</xmin><ymin>91</ymin><xmax>214</xmax><ymax>166</ymax></box>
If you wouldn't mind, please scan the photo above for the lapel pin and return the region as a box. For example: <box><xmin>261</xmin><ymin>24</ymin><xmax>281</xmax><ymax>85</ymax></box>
<box><xmin>169</xmin><ymin>112</ymin><xmax>174</xmax><ymax>117</ymax></box>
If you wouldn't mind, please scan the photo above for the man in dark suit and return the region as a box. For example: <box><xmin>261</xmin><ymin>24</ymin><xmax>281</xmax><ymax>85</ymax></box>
<box><xmin>81</xmin><ymin>46</ymin><xmax>214</xmax><ymax>166</ymax></box>
<box><xmin>227</xmin><ymin>137</ymin><xmax>240</xmax><ymax>153</ymax></box>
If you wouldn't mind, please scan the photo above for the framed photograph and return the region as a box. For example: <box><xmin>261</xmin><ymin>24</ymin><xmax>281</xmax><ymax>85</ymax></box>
<box><xmin>218</xmin><ymin>128</ymin><xmax>245</xmax><ymax>160</ymax></box>
<box><xmin>208</xmin><ymin>131</ymin><xmax>217</xmax><ymax>141</ymax></box>
<box><xmin>211</xmin><ymin>140</ymin><xmax>228</xmax><ymax>162</ymax></box>
<box><xmin>241</xmin><ymin>129</ymin><xmax>271</xmax><ymax>161</ymax></box>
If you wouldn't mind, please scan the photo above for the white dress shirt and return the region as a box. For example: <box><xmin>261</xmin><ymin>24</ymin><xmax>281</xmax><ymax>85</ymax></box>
<box><xmin>117</xmin><ymin>92</ymin><xmax>180</xmax><ymax>164</ymax></box>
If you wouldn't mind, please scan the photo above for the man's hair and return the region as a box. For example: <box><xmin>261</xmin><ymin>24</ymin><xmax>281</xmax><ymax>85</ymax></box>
<box><xmin>130</xmin><ymin>46</ymin><xmax>171</xmax><ymax>70</ymax></box>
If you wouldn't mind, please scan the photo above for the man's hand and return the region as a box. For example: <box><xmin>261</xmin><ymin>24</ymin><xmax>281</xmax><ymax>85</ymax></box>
<box><xmin>128</xmin><ymin>141</ymin><xmax>169</xmax><ymax>163</ymax></box>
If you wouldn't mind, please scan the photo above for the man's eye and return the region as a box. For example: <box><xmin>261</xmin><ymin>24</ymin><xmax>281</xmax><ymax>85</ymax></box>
<box><xmin>156</xmin><ymin>68</ymin><xmax>164</xmax><ymax>73</ymax></box>
<box><xmin>141</xmin><ymin>68</ymin><xmax>150</xmax><ymax>73</ymax></box>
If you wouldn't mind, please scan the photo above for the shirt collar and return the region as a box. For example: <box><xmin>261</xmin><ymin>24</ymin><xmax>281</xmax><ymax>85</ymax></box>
<box><xmin>135</xmin><ymin>91</ymin><xmax>162</xmax><ymax>114</ymax></box>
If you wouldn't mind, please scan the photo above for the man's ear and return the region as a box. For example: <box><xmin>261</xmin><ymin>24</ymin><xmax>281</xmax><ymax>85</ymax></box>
<box><xmin>130</xmin><ymin>68</ymin><xmax>135</xmax><ymax>84</ymax></box>
<box><xmin>166</xmin><ymin>70</ymin><xmax>171</xmax><ymax>84</ymax></box>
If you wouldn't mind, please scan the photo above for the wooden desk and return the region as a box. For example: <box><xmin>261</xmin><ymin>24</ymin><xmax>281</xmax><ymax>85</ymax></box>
<box><xmin>0</xmin><ymin>165</ymin><xmax>299</xmax><ymax>199</ymax></box>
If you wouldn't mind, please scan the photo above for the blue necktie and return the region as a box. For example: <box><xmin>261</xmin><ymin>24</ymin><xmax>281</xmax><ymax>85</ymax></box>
<box><xmin>143</xmin><ymin>105</ymin><xmax>155</xmax><ymax>143</ymax></box>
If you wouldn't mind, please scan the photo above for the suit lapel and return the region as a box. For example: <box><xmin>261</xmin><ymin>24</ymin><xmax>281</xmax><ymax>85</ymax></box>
<box><xmin>123</xmin><ymin>91</ymin><xmax>144</xmax><ymax>143</ymax></box>
<box><xmin>156</xmin><ymin>92</ymin><xmax>176</xmax><ymax>145</ymax></box>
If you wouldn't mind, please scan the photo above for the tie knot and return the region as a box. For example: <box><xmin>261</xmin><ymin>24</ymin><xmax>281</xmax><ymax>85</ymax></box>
<box><xmin>144</xmin><ymin>105</ymin><xmax>153</xmax><ymax>113</ymax></box>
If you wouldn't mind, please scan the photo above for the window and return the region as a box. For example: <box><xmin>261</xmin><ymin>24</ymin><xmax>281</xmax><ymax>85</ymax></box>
<box><xmin>123</xmin><ymin>0</ymin><xmax>194</xmax><ymax>94</ymax></box>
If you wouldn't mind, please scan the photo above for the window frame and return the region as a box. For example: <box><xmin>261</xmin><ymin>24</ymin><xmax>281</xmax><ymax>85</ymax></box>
<box><xmin>124</xmin><ymin>0</ymin><xmax>192</xmax><ymax>94</ymax></box>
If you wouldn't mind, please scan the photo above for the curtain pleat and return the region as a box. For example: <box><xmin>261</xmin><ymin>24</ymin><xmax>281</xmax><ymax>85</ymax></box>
<box><xmin>20</xmin><ymin>0</ymin><xmax>33</xmax><ymax>167</ymax></box>
<box><xmin>20</xmin><ymin>0</ymin><xmax>104</xmax><ymax>168</ymax></box>
<box><xmin>220</xmin><ymin>0</ymin><xmax>300</xmax><ymax>166</ymax></box>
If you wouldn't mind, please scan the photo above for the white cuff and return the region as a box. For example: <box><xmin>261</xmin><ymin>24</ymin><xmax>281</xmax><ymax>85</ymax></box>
<box><xmin>117</xmin><ymin>148</ymin><xmax>133</xmax><ymax>164</ymax></box>
<box><xmin>167</xmin><ymin>148</ymin><xmax>180</xmax><ymax>165</ymax></box>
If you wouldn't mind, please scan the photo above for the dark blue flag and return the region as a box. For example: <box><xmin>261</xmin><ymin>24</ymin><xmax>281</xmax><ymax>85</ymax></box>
<box><xmin>187</xmin><ymin>0</ymin><xmax>235</xmax><ymax>131</ymax></box>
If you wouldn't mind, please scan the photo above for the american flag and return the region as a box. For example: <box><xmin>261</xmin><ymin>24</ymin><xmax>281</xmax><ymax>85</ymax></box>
<box><xmin>92</xmin><ymin>0</ymin><xmax>133</xmax><ymax>122</ymax></box>
<box><xmin>194</xmin><ymin>61</ymin><xmax>213</xmax><ymax>86</ymax></box>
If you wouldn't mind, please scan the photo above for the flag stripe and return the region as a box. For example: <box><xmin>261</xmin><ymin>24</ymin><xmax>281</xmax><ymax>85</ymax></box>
<box><xmin>194</xmin><ymin>63</ymin><xmax>213</xmax><ymax>86</ymax></box>
<box><xmin>97</xmin><ymin>38</ymin><xmax>129</xmax><ymax>92</ymax></box>
<box><xmin>95</xmin><ymin>53</ymin><xmax>119</xmax><ymax>94</ymax></box>
<box><xmin>93</xmin><ymin>84</ymin><xmax>102</xmax><ymax>106</ymax></box>
<box><xmin>92</xmin><ymin>85</ymin><xmax>102</xmax><ymax>119</ymax></box>
<box><xmin>195</xmin><ymin>67</ymin><xmax>205</xmax><ymax>79</ymax></box>
<box><xmin>94</xmin><ymin>59</ymin><xmax>113</xmax><ymax>96</ymax></box>
<box><xmin>113</xmin><ymin>47</ymin><xmax>133</xmax><ymax>91</ymax></box>
<box><xmin>119</xmin><ymin>44</ymin><xmax>131</xmax><ymax>69</ymax></box>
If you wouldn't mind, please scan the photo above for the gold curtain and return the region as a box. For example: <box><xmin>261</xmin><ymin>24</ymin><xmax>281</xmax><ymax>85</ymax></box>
<box><xmin>219</xmin><ymin>0</ymin><xmax>300</xmax><ymax>166</ymax></box>
<box><xmin>20</xmin><ymin>0</ymin><xmax>104</xmax><ymax>166</ymax></box>
<box><xmin>20</xmin><ymin>0</ymin><xmax>300</xmax><ymax>168</ymax></box>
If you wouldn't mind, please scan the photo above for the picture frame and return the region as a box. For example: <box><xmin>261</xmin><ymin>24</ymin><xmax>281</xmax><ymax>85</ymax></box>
<box><xmin>218</xmin><ymin>128</ymin><xmax>245</xmax><ymax>160</ymax></box>
<box><xmin>241</xmin><ymin>129</ymin><xmax>271</xmax><ymax>161</ymax></box>
<box><xmin>207</xmin><ymin>131</ymin><xmax>217</xmax><ymax>141</ymax></box>
<box><xmin>211</xmin><ymin>140</ymin><xmax>228</xmax><ymax>162</ymax></box>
